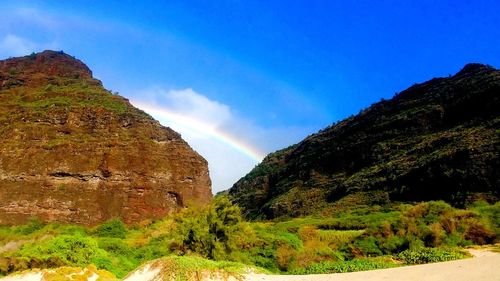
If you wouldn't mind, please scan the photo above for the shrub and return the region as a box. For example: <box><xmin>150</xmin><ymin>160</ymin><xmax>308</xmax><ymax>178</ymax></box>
<box><xmin>474</xmin><ymin>201</ymin><xmax>500</xmax><ymax>233</ymax></box>
<box><xmin>97</xmin><ymin>238</ymin><xmax>140</xmax><ymax>278</ymax></box>
<box><xmin>170</xmin><ymin>196</ymin><xmax>250</xmax><ymax>261</ymax></box>
<box><xmin>14</xmin><ymin>218</ymin><xmax>45</xmax><ymax>235</ymax></box>
<box><xmin>317</xmin><ymin>230</ymin><xmax>364</xmax><ymax>247</ymax></box>
<box><xmin>289</xmin><ymin>258</ymin><xmax>396</xmax><ymax>274</ymax></box>
<box><xmin>97</xmin><ymin>238</ymin><xmax>134</xmax><ymax>256</ymax></box>
<box><xmin>353</xmin><ymin>237</ymin><xmax>383</xmax><ymax>256</ymax></box>
<box><xmin>464</xmin><ymin>221</ymin><xmax>496</xmax><ymax>245</ymax></box>
<box><xmin>397</xmin><ymin>248</ymin><xmax>467</xmax><ymax>264</ymax></box>
<box><xmin>365</xmin><ymin>201</ymin><xmax>496</xmax><ymax>252</ymax></box>
<box><xmin>293</xmin><ymin>240</ymin><xmax>339</xmax><ymax>269</ymax></box>
<box><xmin>378</xmin><ymin>236</ymin><xmax>409</xmax><ymax>254</ymax></box>
<box><xmin>298</xmin><ymin>225</ymin><xmax>319</xmax><ymax>241</ymax></box>
<box><xmin>246</xmin><ymin>223</ymin><xmax>302</xmax><ymax>272</ymax></box>
<box><xmin>424</xmin><ymin>223</ymin><xmax>445</xmax><ymax>247</ymax></box>
<box><xmin>94</xmin><ymin>220</ymin><xmax>127</xmax><ymax>239</ymax></box>
<box><xmin>276</xmin><ymin>245</ymin><xmax>296</xmax><ymax>271</ymax></box>
<box><xmin>14</xmin><ymin>235</ymin><xmax>110</xmax><ymax>267</ymax></box>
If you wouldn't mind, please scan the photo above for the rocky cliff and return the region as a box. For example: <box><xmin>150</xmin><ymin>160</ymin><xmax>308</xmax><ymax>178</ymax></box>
<box><xmin>0</xmin><ymin>50</ymin><xmax>212</xmax><ymax>225</ymax></box>
<box><xmin>229</xmin><ymin>63</ymin><xmax>500</xmax><ymax>219</ymax></box>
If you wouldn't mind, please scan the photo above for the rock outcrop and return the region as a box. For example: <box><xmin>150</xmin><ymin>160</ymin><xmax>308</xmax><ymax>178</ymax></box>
<box><xmin>0</xmin><ymin>50</ymin><xmax>212</xmax><ymax>225</ymax></box>
<box><xmin>229</xmin><ymin>63</ymin><xmax>500</xmax><ymax>219</ymax></box>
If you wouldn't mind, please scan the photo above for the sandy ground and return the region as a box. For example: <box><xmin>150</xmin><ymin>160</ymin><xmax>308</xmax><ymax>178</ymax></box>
<box><xmin>245</xmin><ymin>249</ymin><xmax>500</xmax><ymax>281</ymax></box>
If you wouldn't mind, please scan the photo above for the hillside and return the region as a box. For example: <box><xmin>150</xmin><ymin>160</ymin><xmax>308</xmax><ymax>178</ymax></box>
<box><xmin>0</xmin><ymin>50</ymin><xmax>212</xmax><ymax>225</ymax></box>
<box><xmin>229</xmin><ymin>63</ymin><xmax>500</xmax><ymax>219</ymax></box>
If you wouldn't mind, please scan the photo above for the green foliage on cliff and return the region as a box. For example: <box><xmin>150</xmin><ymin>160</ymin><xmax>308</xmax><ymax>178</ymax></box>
<box><xmin>94</xmin><ymin>220</ymin><xmax>128</xmax><ymax>239</ymax></box>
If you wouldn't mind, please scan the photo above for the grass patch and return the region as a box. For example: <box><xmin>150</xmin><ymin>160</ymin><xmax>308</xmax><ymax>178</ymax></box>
<box><xmin>289</xmin><ymin>257</ymin><xmax>397</xmax><ymax>274</ymax></box>
<box><xmin>397</xmin><ymin>248</ymin><xmax>469</xmax><ymax>264</ymax></box>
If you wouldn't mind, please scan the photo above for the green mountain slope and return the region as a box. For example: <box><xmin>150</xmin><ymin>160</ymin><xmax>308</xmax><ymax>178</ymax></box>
<box><xmin>229</xmin><ymin>63</ymin><xmax>500</xmax><ymax>219</ymax></box>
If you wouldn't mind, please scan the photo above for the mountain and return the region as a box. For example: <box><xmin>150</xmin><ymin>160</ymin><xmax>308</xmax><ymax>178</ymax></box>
<box><xmin>0</xmin><ymin>50</ymin><xmax>212</xmax><ymax>225</ymax></box>
<box><xmin>229</xmin><ymin>63</ymin><xmax>500</xmax><ymax>219</ymax></box>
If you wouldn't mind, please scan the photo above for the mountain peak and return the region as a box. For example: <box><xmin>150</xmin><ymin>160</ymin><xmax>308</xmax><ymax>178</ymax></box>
<box><xmin>456</xmin><ymin>63</ymin><xmax>496</xmax><ymax>76</ymax></box>
<box><xmin>0</xmin><ymin>50</ymin><xmax>96</xmax><ymax>88</ymax></box>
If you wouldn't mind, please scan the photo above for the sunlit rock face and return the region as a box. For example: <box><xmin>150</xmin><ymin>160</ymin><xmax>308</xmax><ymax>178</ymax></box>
<box><xmin>230</xmin><ymin>63</ymin><xmax>500</xmax><ymax>219</ymax></box>
<box><xmin>0</xmin><ymin>50</ymin><xmax>212</xmax><ymax>225</ymax></box>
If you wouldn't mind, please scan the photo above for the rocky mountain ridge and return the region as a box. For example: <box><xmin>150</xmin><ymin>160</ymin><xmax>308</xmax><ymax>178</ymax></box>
<box><xmin>229</xmin><ymin>63</ymin><xmax>500</xmax><ymax>219</ymax></box>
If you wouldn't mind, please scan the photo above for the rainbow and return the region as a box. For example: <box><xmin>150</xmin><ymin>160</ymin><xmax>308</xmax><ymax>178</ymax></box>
<box><xmin>130</xmin><ymin>100</ymin><xmax>266</xmax><ymax>163</ymax></box>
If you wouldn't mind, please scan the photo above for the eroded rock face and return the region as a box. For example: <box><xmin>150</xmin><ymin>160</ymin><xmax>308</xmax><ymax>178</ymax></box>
<box><xmin>0</xmin><ymin>50</ymin><xmax>212</xmax><ymax>225</ymax></box>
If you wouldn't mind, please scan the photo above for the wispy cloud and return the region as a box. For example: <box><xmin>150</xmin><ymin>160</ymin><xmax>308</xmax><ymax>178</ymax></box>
<box><xmin>0</xmin><ymin>34</ymin><xmax>36</xmax><ymax>57</ymax></box>
<box><xmin>0</xmin><ymin>34</ymin><xmax>58</xmax><ymax>58</ymax></box>
<box><xmin>13</xmin><ymin>7</ymin><xmax>61</xmax><ymax>30</ymax></box>
<box><xmin>0</xmin><ymin>6</ymin><xmax>142</xmax><ymax>37</ymax></box>
<box><xmin>0</xmin><ymin>6</ymin><xmax>141</xmax><ymax>59</ymax></box>
<box><xmin>131</xmin><ymin>88</ymin><xmax>310</xmax><ymax>192</ymax></box>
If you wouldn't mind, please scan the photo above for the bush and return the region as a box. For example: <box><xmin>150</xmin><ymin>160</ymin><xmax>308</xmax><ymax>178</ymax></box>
<box><xmin>97</xmin><ymin>238</ymin><xmax>139</xmax><ymax>278</ymax></box>
<box><xmin>94</xmin><ymin>220</ymin><xmax>127</xmax><ymax>239</ymax></box>
<box><xmin>298</xmin><ymin>225</ymin><xmax>319</xmax><ymax>241</ymax></box>
<box><xmin>246</xmin><ymin>223</ymin><xmax>302</xmax><ymax>272</ymax></box>
<box><xmin>365</xmin><ymin>201</ymin><xmax>496</xmax><ymax>253</ymax></box>
<box><xmin>170</xmin><ymin>196</ymin><xmax>250</xmax><ymax>261</ymax></box>
<box><xmin>397</xmin><ymin>248</ymin><xmax>467</xmax><ymax>264</ymax></box>
<box><xmin>473</xmin><ymin>201</ymin><xmax>500</xmax><ymax>232</ymax></box>
<box><xmin>276</xmin><ymin>245</ymin><xmax>296</xmax><ymax>271</ymax></box>
<box><xmin>97</xmin><ymin>238</ymin><xmax>134</xmax><ymax>256</ymax></box>
<box><xmin>378</xmin><ymin>236</ymin><xmax>409</xmax><ymax>254</ymax></box>
<box><xmin>353</xmin><ymin>237</ymin><xmax>383</xmax><ymax>256</ymax></box>
<box><xmin>464</xmin><ymin>221</ymin><xmax>496</xmax><ymax>245</ymax></box>
<box><xmin>292</xmin><ymin>240</ymin><xmax>339</xmax><ymax>269</ymax></box>
<box><xmin>14</xmin><ymin>218</ymin><xmax>45</xmax><ymax>235</ymax></box>
<box><xmin>290</xmin><ymin>258</ymin><xmax>396</xmax><ymax>274</ymax></box>
<box><xmin>14</xmin><ymin>235</ymin><xmax>110</xmax><ymax>267</ymax></box>
<box><xmin>317</xmin><ymin>230</ymin><xmax>364</xmax><ymax>247</ymax></box>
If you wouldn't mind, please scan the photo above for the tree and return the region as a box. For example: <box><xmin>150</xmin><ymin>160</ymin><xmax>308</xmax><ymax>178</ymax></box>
<box><xmin>171</xmin><ymin>196</ymin><xmax>250</xmax><ymax>260</ymax></box>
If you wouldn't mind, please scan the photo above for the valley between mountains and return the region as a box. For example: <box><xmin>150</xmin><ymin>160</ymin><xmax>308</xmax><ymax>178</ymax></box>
<box><xmin>0</xmin><ymin>51</ymin><xmax>498</xmax><ymax>280</ymax></box>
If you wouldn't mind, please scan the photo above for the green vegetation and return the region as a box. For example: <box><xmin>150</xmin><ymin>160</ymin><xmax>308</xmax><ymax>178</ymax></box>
<box><xmin>4</xmin><ymin>80</ymin><xmax>131</xmax><ymax>116</ymax></box>
<box><xmin>397</xmin><ymin>248</ymin><xmax>468</xmax><ymax>264</ymax></box>
<box><xmin>229</xmin><ymin>65</ymin><xmax>500</xmax><ymax>220</ymax></box>
<box><xmin>0</xmin><ymin>198</ymin><xmax>498</xmax><ymax>278</ymax></box>
<box><xmin>289</xmin><ymin>258</ymin><xmax>397</xmax><ymax>274</ymax></box>
<box><xmin>126</xmin><ymin>256</ymin><xmax>264</xmax><ymax>281</ymax></box>
<box><xmin>7</xmin><ymin>265</ymin><xmax>118</xmax><ymax>281</ymax></box>
<box><xmin>94</xmin><ymin>220</ymin><xmax>128</xmax><ymax>239</ymax></box>
<box><xmin>169</xmin><ymin>196</ymin><xmax>251</xmax><ymax>261</ymax></box>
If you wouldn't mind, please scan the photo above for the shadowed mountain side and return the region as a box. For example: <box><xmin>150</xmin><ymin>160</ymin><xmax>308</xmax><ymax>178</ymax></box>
<box><xmin>229</xmin><ymin>63</ymin><xmax>500</xmax><ymax>219</ymax></box>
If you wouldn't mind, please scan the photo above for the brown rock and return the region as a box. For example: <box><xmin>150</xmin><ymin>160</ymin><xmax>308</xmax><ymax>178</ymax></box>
<box><xmin>0</xmin><ymin>50</ymin><xmax>212</xmax><ymax>225</ymax></box>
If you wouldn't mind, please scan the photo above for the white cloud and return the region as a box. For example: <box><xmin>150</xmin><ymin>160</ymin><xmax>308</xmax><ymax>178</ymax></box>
<box><xmin>13</xmin><ymin>7</ymin><xmax>60</xmax><ymax>30</ymax></box>
<box><xmin>0</xmin><ymin>6</ymin><xmax>142</xmax><ymax>39</ymax></box>
<box><xmin>0</xmin><ymin>34</ymin><xmax>37</xmax><ymax>57</ymax></box>
<box><xmin>0</xmin><ymin>34</ymin><xmax>59</xmax><ymax>58</ymax></box>
<box><xmin>131</xmin><ymin>88</ymin><xmax>311</xmax><ymax>192</ymax></box>
<box><xmin>159</xmin><ymin>88</ymin><xmax>232</xmax><ymax>127</ymax></box>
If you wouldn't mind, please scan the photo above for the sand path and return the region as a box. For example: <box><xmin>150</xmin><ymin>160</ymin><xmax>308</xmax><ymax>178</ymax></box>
<box><xmin>245</xmin><ymin>249</ymin><xmax>500</xmax><ymax>281</ymax></box>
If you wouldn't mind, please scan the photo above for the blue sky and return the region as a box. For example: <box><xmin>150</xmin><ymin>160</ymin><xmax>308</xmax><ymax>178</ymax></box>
<box><xmin>1</xmin><ymin>1</ymin><xmax>499</xmax><ymax>191</ymax></box>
